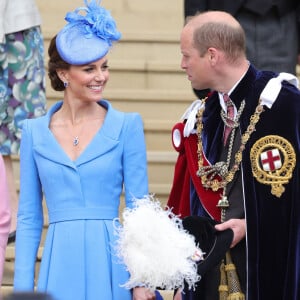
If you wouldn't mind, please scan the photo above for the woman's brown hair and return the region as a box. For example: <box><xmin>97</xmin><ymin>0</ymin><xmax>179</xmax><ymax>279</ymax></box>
<box><xmin>47</xmin><ymin>35</ymin><xmax>70</xmax><ymax>91</ymax></box>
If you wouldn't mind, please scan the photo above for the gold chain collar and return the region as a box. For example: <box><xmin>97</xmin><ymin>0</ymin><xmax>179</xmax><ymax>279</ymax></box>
<box><xmin>196</xmin><ymin>97</ymin><xmax>265</xmax><ymax>192</ymax></box>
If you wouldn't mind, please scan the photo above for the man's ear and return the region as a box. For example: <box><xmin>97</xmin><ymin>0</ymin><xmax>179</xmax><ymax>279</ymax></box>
<box><xmin>207</xmin><ymin>47</ymin><xmax>218</xmax><ymax>65</ymax></box>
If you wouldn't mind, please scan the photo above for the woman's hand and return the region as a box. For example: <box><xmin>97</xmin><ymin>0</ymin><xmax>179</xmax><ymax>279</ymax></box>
<box><xmin>215</xmin><ymin>218</ymin><xmax>246</xmax><ymax>248</ymax></box>
<box><xmin>133</xmin><ymin>287</ymin><xmax>156</xmax><ymax>300</ymax></box>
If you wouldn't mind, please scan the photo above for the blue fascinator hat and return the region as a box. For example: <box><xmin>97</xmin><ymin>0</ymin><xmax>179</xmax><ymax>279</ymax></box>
<box><xmin>56</xmin><ymin>0</ymin><xmax>121</xmax><ymax>65</ymax></box>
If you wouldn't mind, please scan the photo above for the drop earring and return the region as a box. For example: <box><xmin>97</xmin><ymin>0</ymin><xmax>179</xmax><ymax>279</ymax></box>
<box><xmin>64</xmin><ymin>81</ymin><xmax>69</xmax><ymax>88</ymax></box>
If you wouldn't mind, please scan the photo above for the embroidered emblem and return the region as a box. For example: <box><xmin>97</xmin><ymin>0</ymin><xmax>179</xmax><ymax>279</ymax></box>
<box><xmin>260</xmin><ymin>148</ymin><xmax>282</xmax><ymax>172</ymax></box>
<box><xmin>250</xmin><ymin>135</ymin><xmax>296</xmax><ymax>197</ymax></box>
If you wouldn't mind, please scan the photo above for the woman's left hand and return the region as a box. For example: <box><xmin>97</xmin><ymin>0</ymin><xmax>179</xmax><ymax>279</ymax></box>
<box><xmin>133</xmin><ymin>287</ymin><xmax>156</xmax><ymax>300</ymax></box>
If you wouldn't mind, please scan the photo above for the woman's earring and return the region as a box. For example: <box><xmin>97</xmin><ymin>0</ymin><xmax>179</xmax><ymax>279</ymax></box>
<box><xmin>64</xmin><ymin>81</ymin><xmax>69</xmax><ymax>88</ymax></box>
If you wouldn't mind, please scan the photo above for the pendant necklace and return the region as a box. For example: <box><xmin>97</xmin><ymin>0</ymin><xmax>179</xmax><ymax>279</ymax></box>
<box><xmin>68</xmin><ymin>122</ymin><xmax>85</xmax><ymax>147</ymax></box>
<box><xmin>71</xmin><ymin>125</ymin><xmax>84</xmax><ymax>147</ymax></box>
<box><xmin>73</xmin><ymin>136</ymin><xmax>79</xmax><ymax>146</ymax></box>
<box><xmin>70</xmin><ymin>117</ymin><xmax>104</xmax><ymax>147</ymax></box>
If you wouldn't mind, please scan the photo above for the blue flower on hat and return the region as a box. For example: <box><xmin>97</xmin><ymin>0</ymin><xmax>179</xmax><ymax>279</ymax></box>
<box><xmin>56</xmin><ymin>0</ymin><xmax>121</xmax><ymax>65</ymax></box>
<box><xmin>65</xmin><ymin>0</ymin><xmax>121</xmax><ymax>46</ymax></box>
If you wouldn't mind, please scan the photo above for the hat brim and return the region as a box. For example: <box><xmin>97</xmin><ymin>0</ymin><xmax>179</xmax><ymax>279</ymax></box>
<box><xmin>182</xmin><ymin>216</ymin><xmax>233</xmax><ymax>276</ymax></box>
<box><xmin>56</xmin><ymin>24</ymin><xmax>109</xmax><ymax>65</ymax></box>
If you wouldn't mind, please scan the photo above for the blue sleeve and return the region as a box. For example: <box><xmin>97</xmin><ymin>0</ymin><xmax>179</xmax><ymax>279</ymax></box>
<box><xmin>14</xmin><ymin>120</ymin><xmax>44</xmax><ymax>290</ymax></box>
<box><xmin>123</xmin><ymin>113</ymin><xmax>149</xmax><ymax>208</ymax></box>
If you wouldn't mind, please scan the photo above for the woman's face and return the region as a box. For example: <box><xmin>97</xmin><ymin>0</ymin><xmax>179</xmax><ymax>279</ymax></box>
<box><xmin>63</xmin><ymin>55</ymin><xmax>110</xmax><ymax>102</ymax></box>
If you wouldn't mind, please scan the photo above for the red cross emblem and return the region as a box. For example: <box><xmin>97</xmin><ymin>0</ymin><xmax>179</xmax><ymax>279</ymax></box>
<box><xmin>260</xmin><ymin>148</ymin><xmax>282</xmax><ymax>172</ymax></box>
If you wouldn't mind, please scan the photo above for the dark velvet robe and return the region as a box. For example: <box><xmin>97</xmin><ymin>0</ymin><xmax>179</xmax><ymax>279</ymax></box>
<box><xmin>167</xmin><ymin>65</ymin><xmax>300</xmax><ymax>299</ymax></box>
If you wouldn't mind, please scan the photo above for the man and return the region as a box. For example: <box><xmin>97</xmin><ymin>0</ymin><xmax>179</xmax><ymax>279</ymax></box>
<box><xmin>184</xmin><ymin>0</ymin><xmax>300</xmax><ymax>99</ymax></box>
<box><xmin>184</xmin><ymin>0</ymin><xmax>300</xmax><ymax>74</ymax></box>
<box><xmin>167</xmin><ymin>11</ymin><xmax>300</xmax><ymax>300</ymax></box>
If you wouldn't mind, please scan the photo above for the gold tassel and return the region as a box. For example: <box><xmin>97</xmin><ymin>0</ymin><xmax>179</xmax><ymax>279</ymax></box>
<box><xmin>225</xmin><ymin>251</ymin><xmax>245</xmax><ymax>300</ymax></box>
<box><xmin>218</xmin><ymin>260</ymin><xmax>229</xmax><ymax>300</ymax></box>
<box><xmin>218</xmin><ymin>204</ymin><xmax>245</xmax><ymax>300</ymax></box>
<box><xmin>227</xmin><ymin>293</ymin><xmax>246</xmax><ymax>300</ymax></box>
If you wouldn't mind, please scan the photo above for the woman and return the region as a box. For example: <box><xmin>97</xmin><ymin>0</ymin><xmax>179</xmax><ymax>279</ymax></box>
<box><xmin>13</xmin><ymin>1</ymin><xmax>157</xmax><ymax>299</ymax></box>
<box><xmin>0</xmin><ymin>0</ymin><xmax>46</xmax><ymax>242</ymax></box>
<box><xmin>0</xmin><ymin>154</ymin><xmax>11</xmax><ymax>285</ymax></box>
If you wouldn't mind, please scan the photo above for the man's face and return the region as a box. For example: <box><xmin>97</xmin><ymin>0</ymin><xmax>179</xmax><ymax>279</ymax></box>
<box><xmin>180</xmin><ymin>26</ymin><xmax>210</xmax><ymax>90</ymax></box>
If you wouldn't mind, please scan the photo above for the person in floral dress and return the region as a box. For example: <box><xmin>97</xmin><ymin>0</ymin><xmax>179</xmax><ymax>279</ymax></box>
<box><xmin>0</xmin><ymin>0</ymin><xmax>47</xmax><ymax>242</ymax></box>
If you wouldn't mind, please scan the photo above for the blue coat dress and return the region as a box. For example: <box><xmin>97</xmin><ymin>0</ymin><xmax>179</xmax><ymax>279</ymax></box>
<box><xmin>13</xmin><ymin>100</ymin><xmax>149</xmax><ymax>300</ymax></box>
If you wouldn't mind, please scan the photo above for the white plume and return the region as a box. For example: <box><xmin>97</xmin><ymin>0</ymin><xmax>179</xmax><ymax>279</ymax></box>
<box><xmin>114</xmin><ymin>195</ymin><xmax>203</xmax><ymax>291</ymax></box>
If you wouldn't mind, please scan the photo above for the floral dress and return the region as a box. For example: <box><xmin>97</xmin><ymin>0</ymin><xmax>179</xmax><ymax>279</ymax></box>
<box><xmin>0</xmin><ymin>26</ymin><xmax>46</xmax><ymax>155</ymax></box>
